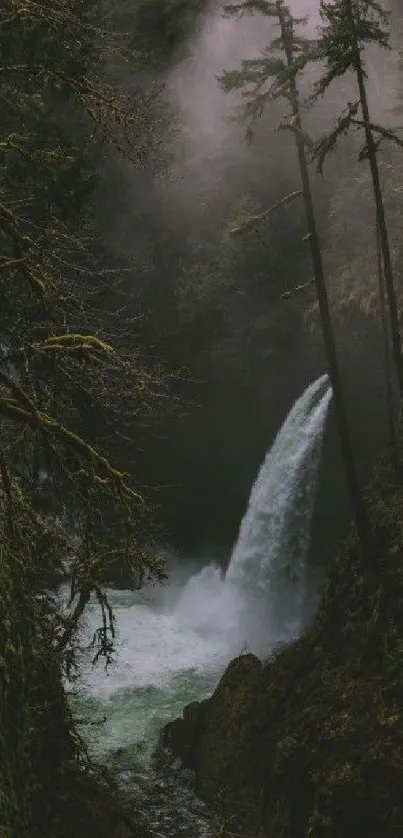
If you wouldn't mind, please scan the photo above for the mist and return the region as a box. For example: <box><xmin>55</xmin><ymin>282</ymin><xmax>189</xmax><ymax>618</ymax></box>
<box><xmin>162</xmin><ymin>0</ymin><xmax>400</xmax><ymax>227</ymax></box>
<box><xmin>99</xmin><ymin>0</ymin><xmax>403</xmax><ymax>562</ymax></box>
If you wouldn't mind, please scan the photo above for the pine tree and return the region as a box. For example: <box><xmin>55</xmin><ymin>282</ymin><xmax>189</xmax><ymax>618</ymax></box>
<box><xmin>220</xmin><ymin>0</ymin><xmax>371</xmax><ymax>547</ymax></box>
<box><xmin>313</xmin><ymin>0</ymin><xmax>403</xmax><ymax>405</ymax></box>
<box><xmin>376</xmin><ymin>220</ymin><xmax>399</xmax><ymax>471</ymax></box>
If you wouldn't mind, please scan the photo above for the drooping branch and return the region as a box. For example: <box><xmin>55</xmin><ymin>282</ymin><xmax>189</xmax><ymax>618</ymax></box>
<box><xmin>312</xmin><ymin>101</ymin><xmax>360</xmax><ymax>174</ymax></box>
<box><xmin>227</xmin><ymin>189</ymin><xmax>302</xmax><ymax>235</ymax></box>
<box><xmin>0</xmin><ymin>389</ymin><xmax>144</xmax><ymax>503</ymax></box>
<box><xmin>351</xmin><ymin>118</ymin><xmax>403</xmax><ymax>152</ymax></box>
<box><xmin>56</xmin><ymin>586</ymin><xmax>92</xmax><ymax>653</ymax></box>
<box><xmin>281</xmin><ymin>278</ymin><xmax>315</xmax><ymax>298</ymax></box>
<box><xmin>279</xmin><ymin>114</ymin><xmax>314</xmax><ymax>147</ymax></box>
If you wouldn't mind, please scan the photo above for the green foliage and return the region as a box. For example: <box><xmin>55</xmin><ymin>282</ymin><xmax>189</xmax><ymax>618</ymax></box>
<box><xmin>311</xmin><ymin>0</ymin><xmax>402</xmax><ymax>172</ymax></box>
<box><xmin>135</xmin><ymin>0</ymin><xmax>205</xmax><ymax>54</ymax></box>
<box><xmin>0</xmin><ymin>0</ymin><xmax>171</xmax><ymax>834</ymax></box>
<box><xmin>103</xmin><ymin>0</ymin><xmax>208</xmax><ymax>62</ymax></box>
<box><xmin>315</xmin><ymin>0</ymin><xmax>390</xmax><ymax>98</ymax></box>
<box><xmin>216</xmin><ymin>1</ymin><xmax>320</xmax><ymax>313</ymax></box>
<box><xmin>313</xmin><ymin>101</ymin><xmax>360</xmax><ymax>174</ymax></box>
<box><xmin>306</xmin><ymin>148</ymin><xmax>403</xmax><ymax>333</ymax></box>
<box><xmin>0</xmin><ymin>477</ymin><xmax>69</xmax><ymax>834</ymax></box>
<box><xmin>219</xmin><ymin>0</ymin><xmax>315</xmax><ymax>131</ymax></box>
<box><xmin>173</xmin><ymin>192</ymin><xmax>307</xmax><ymax>384</ymax></box>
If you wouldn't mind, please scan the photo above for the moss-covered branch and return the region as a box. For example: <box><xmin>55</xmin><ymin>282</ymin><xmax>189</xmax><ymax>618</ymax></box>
<box><xmin>227</xmin><ymin>190</ymin><xmax>302</xmax><ymax>235</ymax></box>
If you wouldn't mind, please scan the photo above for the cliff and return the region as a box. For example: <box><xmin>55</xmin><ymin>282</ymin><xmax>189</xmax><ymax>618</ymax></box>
<box><xmin>160</xmin><ymin>480</ymin><xmax>403</xmax><ymax>838</ymax></box>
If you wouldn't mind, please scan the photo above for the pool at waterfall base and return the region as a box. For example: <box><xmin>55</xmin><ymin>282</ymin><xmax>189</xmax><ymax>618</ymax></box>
<box><xmin>67</xmin><ymin>375</ymin><xmax>332</xmax><ymax>838</ymax></box>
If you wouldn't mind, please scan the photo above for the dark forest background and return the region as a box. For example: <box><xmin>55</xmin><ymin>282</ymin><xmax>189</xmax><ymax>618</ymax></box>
<box><xmin>90</xmin><ymin>0</ymin><xmax>403</xmax><ymax>566</ymax></box>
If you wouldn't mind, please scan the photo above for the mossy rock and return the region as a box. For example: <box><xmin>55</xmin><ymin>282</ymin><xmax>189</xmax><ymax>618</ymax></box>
<box><xmin>161</xmin><ymin>491</ymin><xmax>403</xmax><ymax>838</ymax></box>
<box><xmin>160</xmin><ymin>653</ymin><xmax>265</xmax><ymax>819</ymax></box>
<box><xmin>191</xmin><ymin>654</ymin><xmax>265</xmax><ymax>820</ymax></box>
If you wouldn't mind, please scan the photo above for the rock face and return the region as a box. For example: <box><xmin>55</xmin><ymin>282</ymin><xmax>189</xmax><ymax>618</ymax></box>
<box><xmin>158</xmin><ymin>521</ymin><xmax>403</xmax><ymax>838</ymax></box>
<box><xmin>160</xmin><ymin>704</ymin><xmax>206</xmax><ymax>769</ymax></box>
<box><xmin>160</xmin><ymin>653</ymin><xmax>265</xmax><ymax>824</ymax></box>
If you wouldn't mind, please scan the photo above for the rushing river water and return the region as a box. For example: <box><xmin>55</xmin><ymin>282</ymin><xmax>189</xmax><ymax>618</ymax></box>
<box><xmin>66</xmin><ymin>375</ymin><xmax>331</xmax><ymax>837</ymax></box>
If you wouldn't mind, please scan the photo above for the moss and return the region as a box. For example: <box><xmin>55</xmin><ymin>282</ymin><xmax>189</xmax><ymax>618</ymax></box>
<box><xmin>41</xmin><ymin>762</ymin><xmax>148</xmax><ymax>838</ymax></box>
<box><xmin>0</xmin><ymin>478</ymin><xmax>150</xmax><ymax>838</ymax></box>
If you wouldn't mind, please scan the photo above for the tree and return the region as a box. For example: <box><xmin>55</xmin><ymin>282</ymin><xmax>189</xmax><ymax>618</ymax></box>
<box><xmin>111</xmin><ymin>0</ymin><xmax>208</xmax><ymax>64</ymax></box>
<box><xmin>313</xmin><ymin>0</ymin><xmax>403</xmax><ymax>405</ymax></box>
<box><xmin>304</xmin><ymin>156</ymin><xmax>402</xmax><ymax>472</ymax></box>
<box><xmin>219</xmin><ymin>0</ymin><xmax>370</xmax><ymax>547</ymax></box>
<box><xmin>0</xmin><ymin>1</ymin><xmax>170</xmax><ymax>834</ymax></box>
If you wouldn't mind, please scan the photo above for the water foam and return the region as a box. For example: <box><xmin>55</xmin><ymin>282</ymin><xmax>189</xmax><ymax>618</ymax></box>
<box><xmin>226</xmin><ymin>373</ymin><xmax>332</xmax><ymax>640</ymax></box>
<box><xmin>68</xmin><ymin>375</ymin><xmax>332</xmax><ymax>836</ymax></box>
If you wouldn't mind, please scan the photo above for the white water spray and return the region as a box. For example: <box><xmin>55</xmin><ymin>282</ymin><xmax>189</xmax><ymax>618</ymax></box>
<box><xmin>69</xmin><ymin>375</ymin><xmax>331</xmax><ymax>837</ymax></box>
<box><xmin>226</xmin><ymin>373</ymin><xmax>332</xmax><ymax>642</ymax></box>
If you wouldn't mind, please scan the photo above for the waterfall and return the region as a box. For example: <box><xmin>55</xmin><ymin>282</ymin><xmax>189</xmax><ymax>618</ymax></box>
<box><xmin>225</xmin><ymin>374</ymin><xmax>332</xmax><ymax>641</ymax></box>
<box><xmin>69</xmin><ymin>375</ymin><xmax>332</xmax><ymax>837</ymax></box>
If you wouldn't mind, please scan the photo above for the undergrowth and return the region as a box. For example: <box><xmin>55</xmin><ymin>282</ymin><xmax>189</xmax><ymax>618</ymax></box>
<box><xmin>0</xmin><ymin>475</ymin><xmax>154</xmax><ymax>838</ymax></box>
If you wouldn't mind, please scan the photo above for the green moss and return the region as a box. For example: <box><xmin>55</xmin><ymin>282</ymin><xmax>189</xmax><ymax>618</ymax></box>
<box><xmin>0</xmin><ymin>493</ymin><xmax>37</xmax><ymax>835</ymax></box>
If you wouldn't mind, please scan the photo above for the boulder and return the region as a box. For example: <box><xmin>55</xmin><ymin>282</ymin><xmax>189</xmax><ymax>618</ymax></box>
<box><xmin>158</xmin><ymin>698</ymin><xmax>209</xmax><ymax>769</ymax></box>
<box><xmin>160</xmin><ymin>653</ymin><xmax>265</xmax><ymax>824</ymax></box>
<box><xmin>160</xmin><ymin>718</ymin><xmax>192</xmax><ymax>764</ymax></box>
<box><xmin>193</xmin><ymin>654</ymin><xmax>264</xmax><ymax>803</ymax></box>
<box><xmin>183</xmin><ymin>700</ymin><xmax>204</xmax><ymax>725</ymax></box>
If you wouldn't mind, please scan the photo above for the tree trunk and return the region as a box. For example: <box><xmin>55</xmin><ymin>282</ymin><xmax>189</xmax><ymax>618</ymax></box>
<box><xmin>278</xmin><ymin>3</ymin><xmax>371</xmax><ymax>548</ymax></box>
<box><xmin>345</xmin><ymin>0</ymin><xmax>403</xmax><ymax>401</ymax></box>
<box><xmin>376</xmin><ymin>223</ymin><xmax>400</xmax><ymax>472</ymax></box>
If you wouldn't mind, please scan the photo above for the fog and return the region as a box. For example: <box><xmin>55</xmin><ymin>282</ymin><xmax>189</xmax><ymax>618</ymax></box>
<box><xmin>165</xmin><ymin>0</ymin><xmax>399</xmax><ymax>190</ymax></box>
<box><xmin>101</xmin><ymin>0</ymin><xmax>403</xmax><ymax>560</ymax></box>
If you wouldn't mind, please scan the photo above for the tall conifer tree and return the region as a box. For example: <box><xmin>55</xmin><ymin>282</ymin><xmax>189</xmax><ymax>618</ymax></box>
<box><xmin>314</xmin><ymin>0</ymin><xmax>403</xmax><ymax>405</ymax></box>
<box><xmin>221</xmin><ymin>0</ymin><xmax>370</xmax><ymax>547</ymax></box>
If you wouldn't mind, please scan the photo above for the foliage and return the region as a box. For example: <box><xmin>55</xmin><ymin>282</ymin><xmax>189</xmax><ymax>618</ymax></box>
<box><xmin>310</xmin><ymin>0</ymin><xmax>403</xmax><ymax>170</ymax></box>
<box><xmin>220</xmin><ymin>0</ymin><xmax>373</xmax><ymax>548</ymax></box>
<box><xmin>305</xmin><ymin>150</ymin><xmax>403</xmax><ymax>331</ymax></box>
<box><xmin>314</xmin><ymin>0</ymin><xmax>390</xmax><ymax>96</ymax></box>
<box><xmin>220</xmin><ymin>0</ymin><xmax>315</xmax><ymax>137</ymax></box>
<box><xmin>100</xmin><ymin>0</ymin><xmax>208</xmax><ymax>64</ymax></box>
<box><xmin>0</xmin><ymin>0</ymin><xmax>170</xmax><ymax>834</ymax></box>
<box><xmin>305</xmin><ymin>0</ymin><xmax>403</xmax><ymax>335</ymax></box>
<box><xmin>173</xmin><ymin>192</ymin><xmax>308</xmax><ymax>382</ymax></box>
<box><xmin>0</xmin><ymin>482</ymin><xmax>38</xmax><ymax>833</ymax></box>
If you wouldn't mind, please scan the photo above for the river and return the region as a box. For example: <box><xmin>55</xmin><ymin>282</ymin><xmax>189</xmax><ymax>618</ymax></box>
<box><xmin>65</xmin><ymin>374</ymin><xmax>331</xmax><ymax>837</ymax></box>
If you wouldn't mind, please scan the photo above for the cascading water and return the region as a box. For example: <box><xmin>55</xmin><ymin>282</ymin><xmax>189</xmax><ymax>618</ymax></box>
<box><xmin>67</xmin><ymin>375</ymin><xmax>331</xmax><ymax>838</ymax></box>
<box><xmin>226</xmin><ymin>373</ymin><xmax>332</xmax><ymax>644</ymax></box>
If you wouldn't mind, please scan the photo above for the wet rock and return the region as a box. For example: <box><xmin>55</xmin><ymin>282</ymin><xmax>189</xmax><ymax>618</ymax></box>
<box><xmin>160</xmin><ymin>718</ymin><xmax>193</xmax><ymax>766</ymax></box>
<box><xmin>160</xmin><ymin>653</ymin><xmax>265</xmax><ymax>823</ymax></box>
<box><xmin>183</xmin><ymin>700</ymin><xmax>204</xmax><ymax>725</ymax></box>
<box><xmin>192</xmin><ymin>654</ymin><xmax>264</xmax><ymax>802</ymax></box>
<box><xmin>158</xmin><ymin>697</ymin><xmax>207</xmax><ymax>770</ymax></box>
